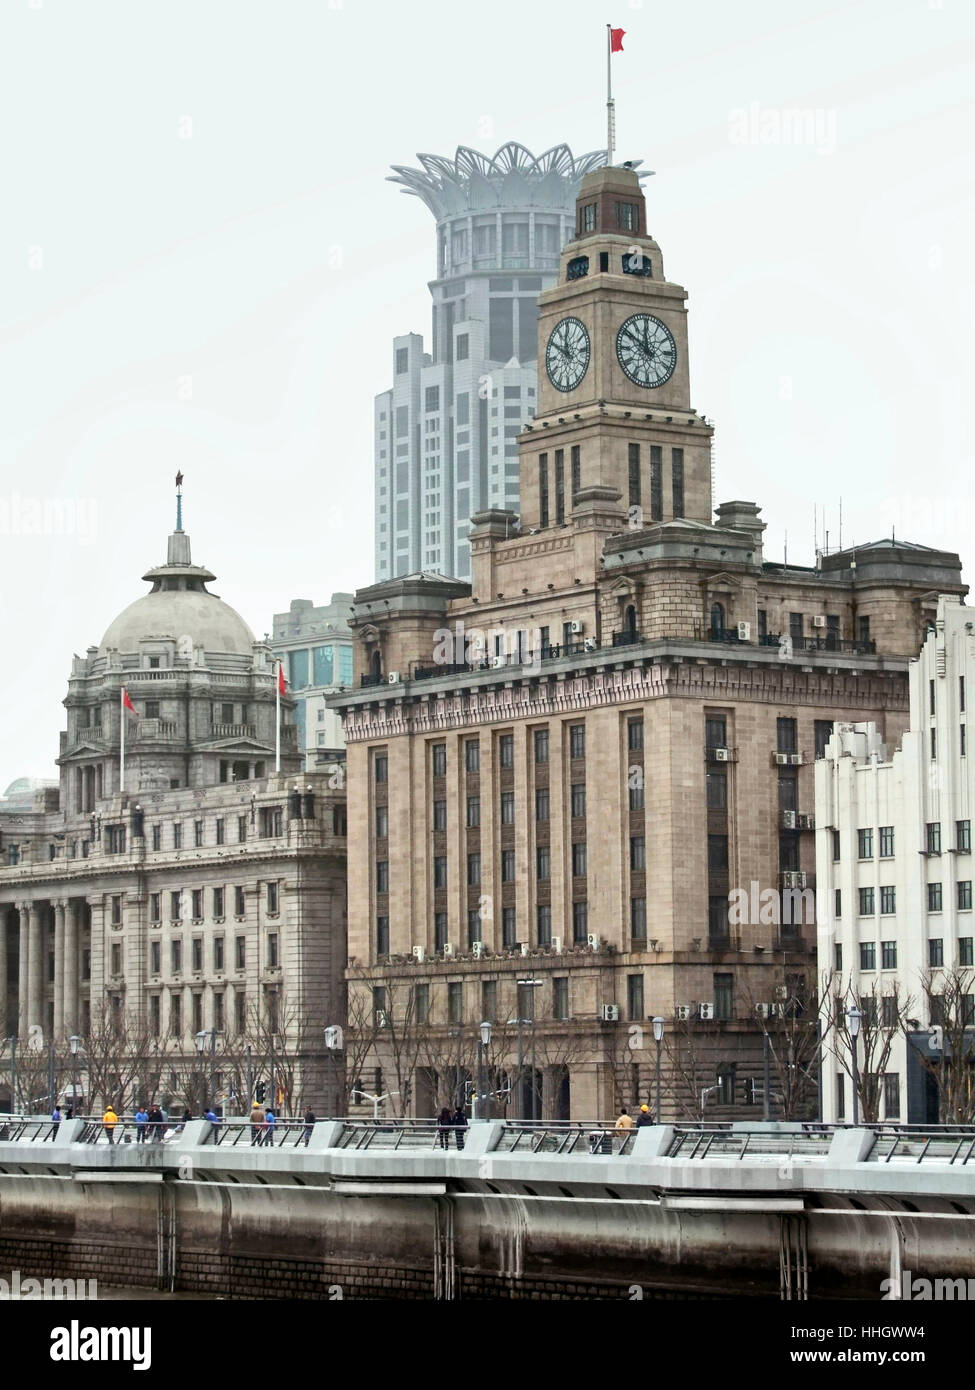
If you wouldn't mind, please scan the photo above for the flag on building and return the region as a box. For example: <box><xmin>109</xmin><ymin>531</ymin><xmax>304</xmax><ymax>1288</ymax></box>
<box><xmin>610</xmin><ymin>27</ymin><xmax>625</xmax><ymax>52</ymax></box>
<box><xmin>122</xmin><ymin>687</ymin><xmax>138</xmax><ymax>714</ymax></box>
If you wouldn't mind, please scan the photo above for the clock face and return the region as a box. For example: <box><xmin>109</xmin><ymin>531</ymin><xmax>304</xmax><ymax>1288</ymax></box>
<box><xmin>545</xmin><ymin>316</ymin><xmax>591</xmax><ymax>392</ymax></box>
<box><xmin>616</xmin><ymin>314</ymin><xmax>677</xmax><ymax>388</ymax></box>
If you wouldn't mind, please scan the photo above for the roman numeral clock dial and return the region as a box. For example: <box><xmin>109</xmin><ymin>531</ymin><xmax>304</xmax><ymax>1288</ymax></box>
<box><xmin>616</xmin><ymin>313</ymin><xmax>677</xmax><ymax>388</ymax></box>
<box><xmin>545</xmin><ymin>316</ymin><xmax>591</xmax><ymax>392</ymax></box>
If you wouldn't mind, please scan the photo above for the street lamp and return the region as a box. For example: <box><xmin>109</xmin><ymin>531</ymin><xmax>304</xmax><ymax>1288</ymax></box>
<box><xmin>476</xmin><ymin>1020</ymin><xmax>492</xmax><ymax>1122</ymax></box>
<box><xmin>846</xmin><ymin>1007</ymin><xmax>863</xmax><ymax>1125</ymax></box>
<box><xmin>513</xmin><ymin>978</ymin><xmax>544</xmax><ymax>1120</ymax></box>
<box><xmin>652</xmin><ymin>1017</ymin><xmax>664</xmax><ymax>1121</ymax></box>
<box><xmin>324</xmin><ymin>1025</ymin><xmax>343</xmax><ymax>1117</ymax></box>
<box><xmin>68</xmin><ymin>1035</ymin><xmax>81</xmax><ymax>1116</ymax></box>
<box><xmin>195</xmin><ymin>1028</ymin><xmax>216</xmax><ymax>1112</ymax></box>
<box><xmin>7</xmin><ymin>1036</ymin><xmax>17</xmax><ymax>1116</ymax></box>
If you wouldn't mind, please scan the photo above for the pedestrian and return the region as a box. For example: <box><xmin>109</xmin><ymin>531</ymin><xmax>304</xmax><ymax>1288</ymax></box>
<box><xmin>636</xmin><ymin>1104</ymin><xmax>654</xmax><ymax>1128</ymax></box>
<box><xmin>204</xmin><ymin>1107</ymin><xmax>218</xmax><ymax>1124</ymax></box>
<box><xmin>149</xmin><ymin>1103</ymin><xmax>164</xmax><ymax>1143</ymax></box>
<box><xmin>614</xmin><ymin>1108</ymin><xmax>635</xmax><ymax>1147</ymax></box>
<box><xmin>178</xmin><ymin>1107</ymin><xmax>192</xmax><ymax>1133</ymax></box>
<box><xmin>250</xmin><ymin>1100</ymin><xmax>264</xmax><ymax>1146</ymax></box>
<box><xmin>437</xmin><ymin>1106</ymin><xmax>452</xmax><ymax>1150</ymax></box>
<box><xmin>302</xmin><ymin>1107</ymin><xmax>316</xmax><ymax>1146</ymax></box>
<box><xmin>135</xmin><ymin>1105</ymin><xmax>148</xmax><ymax>1143</ymax></box>
<box><xmin>48</xmin><ymin>1105</ymin><xmax>62</xmax><ymax>1141</ymax></box>
<box><xmin>451</xmin><ymin>1104</ymin><xmax>467</xmax><ymax>1150</ymax></box>
<box><xmin>103</xmin><ymin>1104</ymin><xmax>118</xmax><ymax>1145</ymax></box>
<box><xmin>263</xmin><ymin>1106</ymin><xmax>277</xmax><ymax>1146</ymax></box>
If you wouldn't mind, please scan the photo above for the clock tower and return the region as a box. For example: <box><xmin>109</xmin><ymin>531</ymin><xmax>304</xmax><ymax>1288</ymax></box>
<box><xmin>520</xmin><ymin>164</ymin><xmax>713</xmax><ymax>531</ymax></box>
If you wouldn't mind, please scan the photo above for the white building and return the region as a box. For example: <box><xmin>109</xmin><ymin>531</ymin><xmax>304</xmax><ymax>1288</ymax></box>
<box><xmin>816</xmin><ymin>595</ymin><xmax>975</xmax><ymax>1123</ymax></box>
<box><xmin>375</xmin><ymin>144</ymin><xmax>631</xmax><ymax>582</ymax></box>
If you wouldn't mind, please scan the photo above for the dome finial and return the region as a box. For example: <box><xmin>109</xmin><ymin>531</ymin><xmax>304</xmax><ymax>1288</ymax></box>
<box><xmin>175</xmin><ymin>471</ymin><xmax>184</xmax><ymax>532</ymax></box>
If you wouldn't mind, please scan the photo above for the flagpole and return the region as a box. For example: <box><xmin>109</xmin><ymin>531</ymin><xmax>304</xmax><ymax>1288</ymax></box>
<box><xmin>606</xmin><ymin>24</ymin><xmax>612</xmax><ymax>161</ymax></box>
<box><xmin>275</xmin><ymin>663</ymin><xmax>281</xmax><ymax>774</ymax></box>
<box><xmin>120</xmin><ymin>686</ymin><xmax>125</xmax><ymax>795</ymax></box>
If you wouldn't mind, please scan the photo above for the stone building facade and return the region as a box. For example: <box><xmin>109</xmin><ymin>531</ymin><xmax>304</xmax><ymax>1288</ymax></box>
<box><xmin>335</xmin><ymin>165</ymin><xmax>966</xmax><ymax>1123</ymax></box>
<box><xmin>0</xmin><ymin>512</ymin><xmax>348</xmax><ymax>1114</ymax></box>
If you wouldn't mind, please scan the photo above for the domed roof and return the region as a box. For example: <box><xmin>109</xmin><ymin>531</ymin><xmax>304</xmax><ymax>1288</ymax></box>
<box><xmin>100</xmin><ymin>588</ymin><xmax>256</xmax><ymax>656</ymax></box>
<box><xmin>98</xmin><ymin>518</ymin><xmax>255</xmax><ymax>657</ymax></box>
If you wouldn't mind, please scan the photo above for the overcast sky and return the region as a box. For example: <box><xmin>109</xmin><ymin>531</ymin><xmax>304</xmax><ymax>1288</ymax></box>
<box><xmin>2</xmin><ymin>0</ymin><xmax>974</xmax><ymax>783</ymax></box>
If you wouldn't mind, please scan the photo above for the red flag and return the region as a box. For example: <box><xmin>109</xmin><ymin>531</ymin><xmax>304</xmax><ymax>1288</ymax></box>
<box><xmin>610</xmin><ymin>27</ymin><xmax>625</xmax><ymax>52</ymax></box>
<box><xmin>121</xmin><ymin>687</ymin><xmax>138</xmax><ymax>714</ymax></box>
<box><xmin>277</xmin><ymin>663</ymin><xmax>286</xmax><ymax>696</ymax></box>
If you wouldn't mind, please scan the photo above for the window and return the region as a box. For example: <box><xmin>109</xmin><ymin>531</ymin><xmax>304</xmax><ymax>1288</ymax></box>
<box><xmin>534</xmin><ymin>728</ymin><xmax>549</xmax><ymax>763</ymax></box>
<box><xmin>962</xmin><ymin>675</ymin><xmax>967</xmax><ymax>713</ymax></box>
<box><xmin>834</xmin><ymin>889</ymin><xmax>842</xmax><ymax>918</ymax></box>
<box><xmin>500</xmin><ymin>791</ymin><xmax>515</xmax><ymax>825</ymax></box>
<box><xmin>259</xmin><ymin>807</ymin><xmax>283</xmax><ymax>838</ymax></box>
<box><xmin>480</xmin><ymin>980</ymin><xmax>497</xmax><ymax>1025</ymax></box>
<box><xmin>171</xmin><ymin>939</ymin><xmax>182</xmax><ymax>974</ymax></box>
<box><xmin>555</xmin><ymin>449</ymin><xmax>565</xmax><ymax>523</ymax></box>
<box><xmin>194</xmin><ymin>820</ymin><xmax>204</xmax><ymax>848</ymax></box>
<box><xmin>569</xmin><ymin>724</ymin><xmax>586</xmax><ymax>760</ymax></box>
<box><xmin>375</xmin><ymin>860</ymin><xmax>389</xmax><ymax>893</ymax></box>
<box><xmin>502</xmin><ymin>906</ymin><xmax>516</xmax><ymax>947</ymax></box>
<box><xmin>151</xmin><ymin>824</ymin><xmax>162</xmax><ymax>852</ymax></box>
<box><xmin>629</xmin><ymin>779</ymin><xmax>645</xmax><ymax>811</ymax></box>
<box><xmin>958</xmin><ymin>820</ymin><xmax>972</xmax><ymax>853</ymax></box>
<box><xmin>881</xmin><ymin>995</ymin><xmax>899</xmax><ymax>1028</ymax></box>
<box><xmin>859</xmin><ymin>941</ymin><xmax>876</xmax><ymax>970</ymax></box>
<box><xmin>713</xmin><ymin>973</ymin><xmax>734</xmax><ymax>1021</ymax></box>
<box><xmin>553</xmin><ymin>977</ymin><xmax>569</xmax><ymax>1021</ymax></box>
<box><xmin>536</xmin><ymin>846</ymin><xmax>551</xmax><ymax>881</ymax></box>
<box><xmin>930</xmin><ymin>678</ymin><xmax>936</xmax><ymax>716</ymax></box>
<box><xmin>706</xmin><ymin>773</ymin><xmax>727</xmax><ymax>810</ymax></box>
<box><xmin>776</xmin><ymin>718</ymin><xmax>797</xmax><ymax>753</ymax></box>
<box><xmin>708</xmin><ymin>895</ymin><xmax>729</xmax><ymax>944</ymax></box>
<box><xmin>572</xmin><ymin>842</ymin><xmax>587</xmax><ymax>877</ymax></box>
<box><xmin>375</xmin><ymin>754</ymin><xmax>388</xmax><ymax>783</ymax></box>
<box><xmin>858</xmin><ymin>829</ymin><xmax>874</xmax><ymax>859</ymax></box>
<box><xmin>376</xmin><ymin>805</ymin><xmax>389</xmax><ymax>837</ymax></box>
<box><xmin>238</xmin><ymin>816</ymin><xmax>247</xmax><ymax>844</ymax></box>
<box><xmin>432</xmin><ymin>744</ymin><xmax>447</xmax><ymax>777</ymax></box>
<box><xmin>539</xmin><ymin>453</ymin><xmax>549</xmax><ymax>527</ymax></box>
<box><xmin>959</xmin><ymin>881</ymin><xmax>973</xmax><ymax>911</ymax></box>
<box><xmin>170</xmin><ymin>890</ymin><xmax>182</xmax><ymax>922</ymax></box>
<box><xmin>234</xmin><ymin>885</ymin><xmax>245</xmax><ymax>917</ymax></box>
<box><xmin>929</xmin><ymin>938</ymin><xmax>944</xmax><ymax>968</ymax></box>
<box><xmin>465</xmin><ymin>740</ymin><xmax>480</xmax><ymax>773</ymax></box>
<box><xmin>649</xmin><ymin>444</ymin><xmax>662</xmax><ymax>521</ymax></box>
<box><xmin>149</xmin><ymin>892</ymin><xmax>161</xmax><ymax>924</ymax></box>
<box><xmin>268</xmin><ymin>932</ymin><xmax>279</xmax><ymax>968</ymax></box>
<box><xmin>707</xmin><ymin>834</ymin><xmax>728</xmax><ymax>871</ymax></box>
<box><xmin>173</xmin><ymin>823</ymin><xmax>182</xmax><ymax>849</ymax></box>
<box><xmin>212</xmin><ymin>935</ymin><xmax>224</xmax><ymax>972</ymax></box>
<box><xmin>434</xmin><ymin>912</ymin><xmax>448</xmax><ymax>951</ymax></box>
<box><xmin>832</xmin><ymin>830</ymin><xmax>841</xmax><ymax>862</ymax></box>
<box><xmin>215</xmin><ymin>818</ymin><xmax>225</xmax><ymax>846</ymax></box>
<box><xmin>879</xmin><ymin>826</ymin><xmax>894</xmax><ymax>858</ymax></box>
<box><xmin>836</xmin><ymin>1072</ymin><xmax>846</xmax><ymax>1121</ymax></box>
<box><xmin>572</xmin><ymin>901</ymin><xmax>588</xmax><ymax>943</ymax></box>
<box><xmin>628</xmin><ymin>442</ymin><xmax>641</xmax><ymax>507</ymax></box>
<box><xmin>266</xmin><ymin>881</ymin><xmax>279</xmax><ymax>913</ymax></box>
<box><xmin>106</xmin><ymin>824</ymin><xmax>126</xmax><ymax>854</ymax></box>
<box><xmin>501</xmin><ymin>850</ymin><xmax>515</xmax><ymax>882</ymax></box>
<box><xmin>467</xmin><ymin>909</ymin><xmax>480</xmax><ymax>948</ymax></box>
<box><xmin>627</xmin><ymin>974</ymin><xmax>644</xmax><ymax>1021</ymax></box>
<box><xmin>814</xmin><ymin>720</ymin><xmax>835</xmax><ymax>759</ymax></box>
<box><xmin>671</xmin><ymin>449</ymin><xmax>684</xmax><ymax>518</ymax></box>
<box><xmin>881</xmin><ymin>940</ymin><xmax>897</xmax><ymax>969</ymax></box>
<box><xmin>499</xmin><ymin>734</ymin><xmax>514</xmax><ymax>768</ymax></box>
<box><xmin>213</xmin><ymin>887</ymin><xmax>224</xmax><ymax>918</ymax></box>
<box><xmin>535</xmin><ymin>788</ymin><xmax>550</xmax><ymax>822</ymax></box>
<box><xmin>466</xmin><ymin>796</ymin><xmax>480</xmax><ymax>828</ymax></box>
<box><xmin>961</xmin><ymin>937</ymin><xmax>974</xmax><ymax>967</ymax></box>
<box><xmin>627</xmin><ymin>719</ymin><xmax>644</xmax><ymax>751</ymax></box>
<box><xmin>931</xmin><ymin>727</ymin><xmax>937</xmax><ymax>760</ymax></box>
<box><xmin>109</xmin><ymin>943</ymin><xmax>122</xmax><ymax>977</ymax></box>
<box><xmin>414</xmin><ymin>983</ymin><xmax>430</xmax><ymax>1025</ymax></box>
<box><xmin>109</xmin><ymin>895</ymin><xmax>122</xmax><ymax>926</ymax></box>
<box><xmin>431</xmin><ymin>800</ymin><xmax>446</xmax><ymax>833</ymax></box>
<box><xmin>631</xmin><ymin>897</ymin><xmax>647</xmax><ymax>940</ymax></box>
<box><xmin>191</xmin><ymin>937</ymin><xmax>202</xmax><ymax>972</ymax></box>
<box><xmin>376</xmin><ymin>915</ymin><xmax>389</xmax><ymax>955</ymax></box>
<box><xmin>926</xmin><ymin>822</ymin><xmax>941</xmax><ymax>854</ymax></box>
<box><xmin>191</xmin><ymin>889</ymin><xmax>203</xmax><ymax>920</ymax></box>
<box><xmin>883</xmin><ymin>1073</ymin><xmax>901</xmax><ymax>1120</ymax></box>
<box><xmin>962</xmin><ymin>725</ymin><xmax>967</xmax><ymax>757</ymax></box>
<box><xmin>467</xmin><ymin>853</ymin><xmax>481</xmax><ymax>886</ymax></box>
<box><xmin>630</xmin><ymin>836</ymin><xmax>646</xmax><ymax>871</ymax></box>
<box><xmin>434</xmin><ymin>856</ymin><xmax>447</xmax><ymax>889</ymax></box>
<box><xmin>705</xmin><ymin>716</ymin><xmax>727</xmax><ymax>749</ymax></box>
<box><xmin>235</xmin><ymin>935</ymin><xmax>246</xmax><ymax>970</ymax></box>
<box><xmin>859</xmin><ymin>887</ymin><xmax>875</xmax><ymax>915</ymax></box>
<box><xmin>170</xmin><ymin>992</ymin><xmax>182</xmax><ymax>1037</ymax></box>
<box><xmin>395</xmin><ymin>347</ymin><xmax>408</xmax><ymax>374</ymax></box>
<box><xmin>834</xmin><ymin>943</ymin><xmax>843</xmax><ymax>971</ymax></box>
<box><xmin>571</xmin><ymin>783</ymin><xmax>586</xmax><ymax>819</ymax></box>
<box><xmin>447</xmin><ymin>982</ymin><xmax>463</xmax><ymax>1025</ymax></box>
<box><xmin>880</xmin><ymin>886</ymin><xmax>896</xmax><ymax>915</ymax></box>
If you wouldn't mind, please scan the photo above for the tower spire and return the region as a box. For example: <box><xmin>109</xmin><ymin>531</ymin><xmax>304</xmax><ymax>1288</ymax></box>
<box><xmin>175</xmin><ymin>471</ymin><xmax>184</xmax><ymax>533</ymax></box>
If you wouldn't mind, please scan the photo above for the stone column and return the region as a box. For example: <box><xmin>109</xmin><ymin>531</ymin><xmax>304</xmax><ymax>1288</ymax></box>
<box><xmin>17</xmin><ymin>902</ymin><xmax>29</xmax><ymax>1038</ymax></box>
<box><xmin>53</xmin><ymin>900</ymin><xmax>66</xmax><ymax>1039</ymax></box>
<box><xmin>27</xmin><ymin>903</ymin><xmax>43</xmax><ymax>1035</ymax></box>
<box><xmin>64</xmin><ymin>901</ymin><xmax>80</xmax><ymax>1037</ymax></box>
<box><xmin>0</xmin><ymin>908</ymin><xmax>8</xmax><ymax>1036</ymax></box>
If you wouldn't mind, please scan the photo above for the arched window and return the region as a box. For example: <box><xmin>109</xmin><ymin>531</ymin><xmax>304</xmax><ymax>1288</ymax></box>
<box><xmin>370</xmin><ymin>649</ymin><xmax>382</xmax><ymax>680</ymax></box>
<box><xmin>710</xmin><ymin>602</ymin><xmax>725</xmax><ymax>636</ymax></box>
<box><xmin>624</xmin><ymin>603</ymin><xmax>637</xmax><ymax>635</ymax></box>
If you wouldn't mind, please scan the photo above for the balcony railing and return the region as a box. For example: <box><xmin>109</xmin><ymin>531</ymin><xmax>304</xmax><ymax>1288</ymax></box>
<box><xmin>708</xmin><ymin>627</ymin><xmax>745</xmax><ymax>644</ymax></box>
<box><xmin>611</xmin><ymin>629</ymin><xmax>642</xmax><ymax>647</ymax></box>
<box><xmin>209</xmin><ymin>723</ymin><xmax>255</xmax><ymax>740</ymax></box>
<box><xmin>137</xmin><ymin>719</ymin><xmax>179</xmax><ymax>740</ymax></box>
<box><xmin>759</xmin><ymin>633</ymin><xmax>876</xmax><ymax>656</ymax></box>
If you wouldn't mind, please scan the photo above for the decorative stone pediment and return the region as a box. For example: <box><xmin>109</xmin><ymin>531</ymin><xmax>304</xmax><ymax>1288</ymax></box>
<box><xmin>702</xmin><ymin>571</ymin><xmax>744</xmax><ymax>594</ymax></box>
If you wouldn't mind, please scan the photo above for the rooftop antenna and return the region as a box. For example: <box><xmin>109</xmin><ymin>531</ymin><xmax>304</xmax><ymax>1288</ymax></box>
<box><xmin>175</xmin><ymin>471</ymin><xmax>184</xmax><ymax>532</ymax></box>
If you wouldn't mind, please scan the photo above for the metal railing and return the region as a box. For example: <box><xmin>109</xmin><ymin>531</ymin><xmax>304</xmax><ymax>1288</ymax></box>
<box><xmin>336</xmin><ymin>1120</ymin><xmax>446</xmax><ymax>1151</ymax></box>
<box><xmin>0</xmin><ymin>1116</ymin><xmax>67</xmax><ymax>1143</ymax></box>
<box><xmin>868</xmin><ymin>1126</ymin><xmax>975</xmax><ymax>1165</ymax></box>
<box><xmin>209</xmin><ymin>1119</ymin><xmax>313</xmax><ymax>1148</ymax></box>
<box><xmin>497</xmin><ymin>1121</ymin><xmax>639</xmax><ymax>1155</ymax></box>
<box><xmin>667</xmin><ymin>1126</ymin><xmax>833</xmax><ymax>1160</ymax></box>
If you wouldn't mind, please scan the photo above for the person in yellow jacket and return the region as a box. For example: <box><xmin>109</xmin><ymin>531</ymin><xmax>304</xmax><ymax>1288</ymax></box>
<box><xmin>103</xmin><ymin>1105</ymin><xmax>118</xmax><ymax>1145</ymax></box>
<box><xmin>615</xmin><ymin>1107</ymin><xmax>635</xmax><ymax>1133</ymax></box>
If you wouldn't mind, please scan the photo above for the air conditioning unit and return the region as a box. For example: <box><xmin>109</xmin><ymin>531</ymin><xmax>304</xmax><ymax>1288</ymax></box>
<box><xmin>387</xmin><ymin>671</ymin><xmax>401</xmax><ymax>684</ymax></box>
<box><xmin>813</xmin><ymin>615</ymin><xmax>827</xmax><ymax>628</ymax></box>
<box><xmin>787</xmin><ymin>752</ymin><xmax>802</xmax><ymax>766</ymax></box>
<box><xmin>551</xmin><ymin>936</ymin><xmax>563</xmax><ymax>954</ymax></box>
<box><xmin>796</xmin><ymin>871</ymin><xmax>807</xmax><ymax>888</ymax></box>
<box><xmin>675</xmin><ymin>1004</ymin><xmax>691</xmax><ymax>1021</ymax></box>
<box><xmin>601</xmin><ymin>1004</ymin><xmax>620</xmax><ymax>1022</ymax></box>
<box><xmin>442</xmin><ymin>942</ymin><xmax>455</xmax><ymax>959</ymax></box>
<box><xmin>737</xmin><ymin>621</ymin><xmax>751</xmax><ymax>641</ymax></box>
<box><xmin>774</xmin><ymin>752</ymin><xmax>789</xmax><ymax>765</ymax></box>
<box><xmin>774</xmin><ymin>985</ymin><xmax>788</xmax><ymax>1000</ymax></box>
<box><xmin>569</xmin><ymin>620</ymin><xmax>584</xmax><ymax>634</ymax></box>
<box><xmin>781</xmin><ymin>811</ymin><xmax>797</xmax><ymax>829</ymax></box>
<box><xmin>771</xmin><ymin>1002</ymin><xmax>786</xmax><ymax>1018</ymax></box>
<box><xmin>520</xmin><ymin>942</ymin><xmax>531</xmax><ymax>957</ymax></box>
<box><xmin>412</xmin><ymin>945</ymin><xmax>426</xmax><ymax>963</ymax></box>
<box><xmin>756</xmin><ymin>1002</ymin><xmax>771</xmax><ymax>1018</ymax></box>
<box><xmin>698</xmin><ymin>1001</ymin><xmax>714</xmax><ymax>1021</ymax></box>
<box><xmin>583</xmin><ymin>636</ymin><xmax>597</xmax><ymax>652</ymax></box>
<box><xmin>587</xmin><ymin>933</ymin><xmax>601</xmax><ymax>950</ymax></box>
<box><xmin>714</xmin><ymin>747</ymin><xmax>730</xmax><ymax>762</ymax></box>
<box><xmin>491</xmin><ymin>655</ymin><xmax>506</xmax><ymax>669</ymax></box>
<box><xmin>798</xmin><ymin>814</ymin><xmax>815</xmax><ymax>830</ymax></box>
<box><xmin>472</xmin><ymin>941</ymin><xmax>485</xmax><ymax>959</ymax></box>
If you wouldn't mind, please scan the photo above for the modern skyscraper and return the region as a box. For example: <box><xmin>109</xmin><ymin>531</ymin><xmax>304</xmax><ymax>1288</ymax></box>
<box><xmin>374</xmin><ymin>143</ymin><xmax>621</xmax><ymax>583</ymax></box>
<box><xmin>271</xmin><ymin>595</ymin><xmax>356</xmax><ymax>771</ymax></box>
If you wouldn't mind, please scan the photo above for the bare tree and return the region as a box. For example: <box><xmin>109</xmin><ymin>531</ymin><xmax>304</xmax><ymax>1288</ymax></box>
<box><xmin>739</xmin><ymin>977</ymin><xmax>822</xmax><ymax>1120</ymax></box>
<box><xmin>820</xmin><ymin>973</ymin><xmax>912</xmax><ymax>1122</ymax></box>
<box><xmin>903</xmin><ymin>968</ymin><xmax>975</xmax><ymax>1124</ymax></box>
